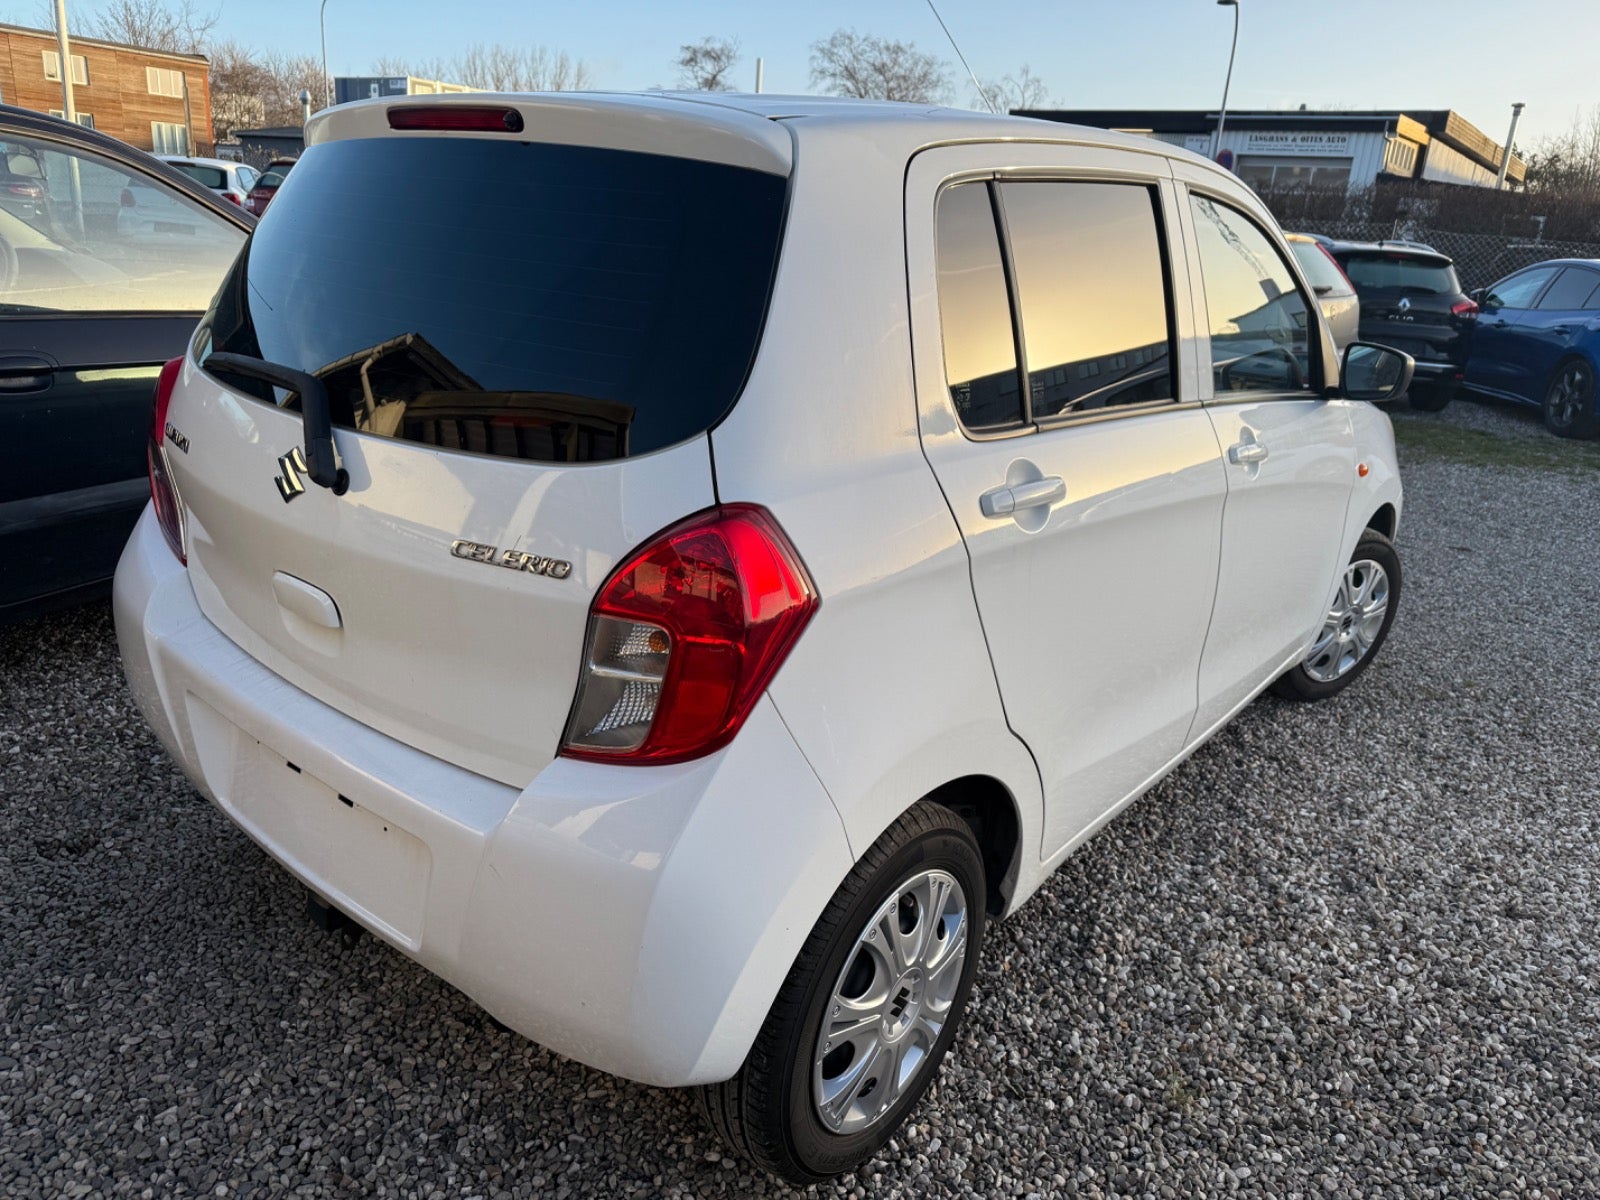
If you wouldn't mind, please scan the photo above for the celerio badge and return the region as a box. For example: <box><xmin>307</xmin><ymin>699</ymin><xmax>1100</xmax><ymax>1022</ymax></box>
<box><xmin>451</xmin><ymin>539</ymin><xmax>573</xmax><ymax>580</ymax></box>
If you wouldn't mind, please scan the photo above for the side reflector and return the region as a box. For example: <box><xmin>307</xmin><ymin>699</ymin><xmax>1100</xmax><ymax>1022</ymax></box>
<box><xmin>387</xmin><ymin>106</ymin><xmax>526</xmax><ymax>133</ymax></box>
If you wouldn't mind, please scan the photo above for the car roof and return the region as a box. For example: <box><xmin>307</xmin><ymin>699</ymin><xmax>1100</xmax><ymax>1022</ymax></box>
<box><xmin>1325</xmin><ymin>239</ymin><xmax>1453</xmax><ymax>266</ymax></box>
<box><xmin>308</xmin><ymin>90</ymin><xmax>1240</xmax><ymax>184</ymax></box>
<box><xmin>158</xmin><ymin>155</ymin><xmax>239</xmax><ymax>169</ymax></box>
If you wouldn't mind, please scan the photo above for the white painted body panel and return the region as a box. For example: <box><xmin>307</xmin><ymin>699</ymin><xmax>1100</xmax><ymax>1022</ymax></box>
<box><xmin>115</xmin><ymin>94</ymin><xmax>1405</xmax><ymax>1090</ymax></box>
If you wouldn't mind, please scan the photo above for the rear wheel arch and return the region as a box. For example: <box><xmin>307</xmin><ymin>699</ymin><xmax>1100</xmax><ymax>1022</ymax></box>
<box><xmin>918</xmin><ymin>775</ymin><xmax>1021</xmax><ymax>917</ymax></box>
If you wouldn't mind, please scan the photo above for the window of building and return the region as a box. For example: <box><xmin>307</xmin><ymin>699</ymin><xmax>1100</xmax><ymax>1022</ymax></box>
<box><xmin>1000</xmin><ymin>181</ymin><xmax>1175</xmax><ymax>419</ymax></box>
<box><xmin>935</xmin><ymin>182</ymin><xmax>1024</xmax><ymax>431</ymax></box>
<box><xmin>1535</xmin><ymin>267</ymin><xmax>1600</xmax><ymax>311</ymax></box>
<box><xmin>147</xmin><ymin>67</ymin><xmax>186</xmax><ymax>98</ymax></box>
<box><xmin>1235</xmin><ymin>155</ymin><xmax>1352</xmax><ymax>192</ymax></box>
<box><xmin>1188</xmin><ymin>194</ymin><xmax>1316</xmax><ymax>394</ymax></box>
<box><xmin>43</xmin><ymin>51</ymin><xmax>89</xmax><ymax>86</ymax></box>
<box><xmin>48</xmin><ymin>110</ymin><xmax>96</xmax><ymax>129</ymax></box>
<box><xmin>151</xmin><ymin>122</ymin><xmax>190</xmax><ymax>155</ymax></box>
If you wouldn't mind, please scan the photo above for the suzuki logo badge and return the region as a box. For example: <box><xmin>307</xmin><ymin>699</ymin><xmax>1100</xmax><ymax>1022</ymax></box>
<box><xmin>275</xmin><ymin>447</ymin><xmax>308</xmax><ymax>503</ymax></box>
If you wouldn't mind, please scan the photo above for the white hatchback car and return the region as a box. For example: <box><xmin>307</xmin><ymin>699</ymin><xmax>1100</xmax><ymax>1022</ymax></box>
<box><xmin>157</xmin><ymin>154</ymin><xmax>260</xmax><ymax>208</ymax></box>
<box><xmin>115</xmin><ymin>93</ymin><xmax>1412</xmax><ymax>1182</ymax></box>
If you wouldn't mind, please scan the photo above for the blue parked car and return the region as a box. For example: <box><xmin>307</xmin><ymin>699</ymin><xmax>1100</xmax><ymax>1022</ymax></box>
<box><xmin>1463</xmin><ymin>259</ymin><xmax>1600</xmax><ymax>438</ymax></box>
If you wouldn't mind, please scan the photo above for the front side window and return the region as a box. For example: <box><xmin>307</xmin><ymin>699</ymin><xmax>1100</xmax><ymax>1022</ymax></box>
<box><xmin>1001</xmin><ymin>181</ymin><xmax>1174</xmax><ymax>418</ymax></box>
<box><xmin>1189</xmin><ymin>194</ymin><xmax>1315</xmax><ymax>394</ymax></box>
<box><xmin>1484</xmin><ymin>266</ymin><xmax>1557</xmax><ymax>310</ymax></box>
<box><xmin>935</xmin><ymin>182</ymin><xmax>1023</xmax><ymax>430</ymax></box>
<box><xmin>0</xmin><ymin>132</ymin><xmax>243</xmax><ymax>315</ymax></box>
<box><xmin>1535</xmin><ymin>267</ymin><xmax>1600</xmax><ymax>311</ymax></box>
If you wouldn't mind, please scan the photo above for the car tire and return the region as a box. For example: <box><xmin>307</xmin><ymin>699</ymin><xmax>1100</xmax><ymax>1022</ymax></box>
<box><xmin>697</xmin><ymin>801</ymin><xmax>987</xmax><ymax>1184</ymax></box>
<box><xmin>1542</xmin><ymin>359</ymin><xmax>1599</xmax><ymax>439</ymax></box>
<box><xmin>1272</xmin><ymin>531</ymin><xmax>1401</xmax><ymax>703</ymax></box>
<box><xmin>1406</xmin><ymin>382</ymin><xmax>1453</xmax><ymax>412</ymax></box>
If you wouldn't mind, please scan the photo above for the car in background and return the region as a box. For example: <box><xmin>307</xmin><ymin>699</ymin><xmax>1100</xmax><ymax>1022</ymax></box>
<box><xmin>1463</xmin><ymin>258</ymin><xmax>1600</xmax><ymax>438</ymax></box>
<box><xmin>246</xmin><ymin>158</ymin><xmax>296</xmax><ymax>215</ymax></box>
<box><xmin>1326</xmin><ymin>241</ymin><xmax>1477</xmax><ymax>411</ymax></box>
<box><xmin>159</xmin><ymin>154</ymin><xmax>259</xmax><ymax>208</ymax></box>
<box><xmin>0</xmin><ymin>104</ymin><xmax>252</xmax><ymax>622</ymax></box>
<box><xmin>0</xmin><ymin>142</ymin><xmax>49</xmax><ymax>227</ymax></box>
<box><xmin>1286</xmin><ymin>232</ymin><xmax>1358</xmax><ymax>350</ymax></box>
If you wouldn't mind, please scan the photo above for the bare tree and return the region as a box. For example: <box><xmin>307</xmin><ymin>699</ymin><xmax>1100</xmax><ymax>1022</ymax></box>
<box><xmin>809</xmin><ymin>29</ymin><xmax>949</xmax><ymax>104</ymax></box>
<box><xmin>676</xmin><ymin>36</ymin><xmax>740</xmax><ymax>92</ymax></box>
<box><xmin>974</xmin><ymin>65</ymin><xmax>1051</xmax><ymax>114</ymax></box>
<box><xmin>208</xmin><ymin>38</ymin><xmax>273</xmax><ymax>139</ymax></box>
<box><xmin>1526</xmin><ymin>106</ymin><xmax>1600</xmax><ymax>200</ymax></box>
<box><xmin>90</xmin><ymin>0</ymin><xmax>215</xmax><ymax>52</ymax></box>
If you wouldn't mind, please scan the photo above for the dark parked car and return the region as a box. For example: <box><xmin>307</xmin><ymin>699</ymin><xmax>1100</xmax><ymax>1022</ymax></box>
<box><xmin>0</xmin><ymin>106</ymin><xmax>252</xmax><ymax>621</ymax></box>
<box><xmin>245</xmin><ymin>158</ymin><xmax>296</xmax><ymax>216</ymax></box>
<box><xmin>1463</xmin><ymin>259</ymin><xmax>1600</xmax><ymax>439</ymax></box>
<box><xmin>1325</xmin><ymin>241</ymin><xmax>1477</xmax><ymax>411</ymax></box>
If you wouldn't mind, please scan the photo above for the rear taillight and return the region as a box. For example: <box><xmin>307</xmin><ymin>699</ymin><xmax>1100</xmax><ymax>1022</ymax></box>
<box><xmin>1451</xmin><ymin>299</ymin><xmax>1480</xmax><ymax>318</ymax></box>
<box><xmin>148</xmin><ymin>357</ymin><xmax>186</xmax><ymax>564</ymax></box>
<box><xmin>560</xmin><ymin>505</ymin><xmax>819</xmax><ymax>765</ymax></box>
<box><xmin>222</xmin><ymin>192</ymin><xmax>241</xmax><ymax>205</ymax></box>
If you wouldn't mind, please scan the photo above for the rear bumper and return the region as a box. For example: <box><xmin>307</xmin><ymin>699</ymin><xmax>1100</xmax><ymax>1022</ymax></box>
<box><xmin>113</xmin><ymin>506</ymin><xmax>854</xmax><ymax>1086</ymax></box>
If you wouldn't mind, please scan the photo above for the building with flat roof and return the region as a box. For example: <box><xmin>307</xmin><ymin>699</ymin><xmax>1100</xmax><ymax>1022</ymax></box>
<box><xmin>1015</xmin><ymin>109</ymin><xmax>1525</xmax><ymax>192</ymax></box>
<box><xmin>0</xmin><ymin>22</ymin><xmax>212</xmax><ymax>154</ymax></box>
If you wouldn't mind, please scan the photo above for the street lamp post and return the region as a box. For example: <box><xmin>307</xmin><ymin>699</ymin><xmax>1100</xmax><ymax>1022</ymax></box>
<box><xmin>319</xmin><ymin>0</ymin><xmax>332</xmax><ymax>109</ymax></box>
<box><xmin>1213</xmin><ymin>0</ymin><xmax>1240</xmax><ymax>163</ymax></box>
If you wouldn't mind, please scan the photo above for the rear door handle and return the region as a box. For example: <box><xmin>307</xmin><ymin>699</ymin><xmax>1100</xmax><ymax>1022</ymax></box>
<box><xmin>1552</xmin><ymin>325</ymin><xmax>1572</xmax><ymax>336</ymax></box>
<box><xmin>980</xmin><ymin>476</ymin><xmax>1066</xmax><ymax>518</ymax></box>
<box><xmin>1228</xmin><ymin>441</ymin><xmax>1270</xmax><ymax>466</ymax></box>
<box><xmin>0</xmin><ymin>355</ymin><xmax>56</xmax><ymax>394</ymax></box>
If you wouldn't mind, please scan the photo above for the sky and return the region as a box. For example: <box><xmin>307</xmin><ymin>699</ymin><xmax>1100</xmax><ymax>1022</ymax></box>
<box><xmin>52</xmin><ymin>0</ymin><xmax>1600</xmax><ymax>150</ymax></box>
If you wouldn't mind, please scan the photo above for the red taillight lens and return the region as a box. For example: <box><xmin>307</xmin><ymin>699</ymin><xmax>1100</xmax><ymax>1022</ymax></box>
<box><xmin>1451</xmin><ymin>299</ymin><xmax>1480</xmax><ymax>318</ymax></box>
<box><xmin>561</xmin><ymin>505</ymin><xmax>819</xmax><ymax>765</ymax></box>
<box><xmin>222</xmin><ymin>191</ymin><xmax>241</xmax><ymax>204</ymax></box>
<box><xmin>387</xmin><ymin>105</ymin><xmax>526</xmax><ymax>133</ymax></box>
<box><xmin>148</xmin><ymin>357</ymin><xmax>186</xmax><ymax>564</ymax></box>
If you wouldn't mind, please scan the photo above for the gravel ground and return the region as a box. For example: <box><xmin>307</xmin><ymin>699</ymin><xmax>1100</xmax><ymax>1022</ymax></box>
<box><xmin>4</xmin><ymin>397</ymin><xmax>1599</xmax><ymax>1199</ymax></box>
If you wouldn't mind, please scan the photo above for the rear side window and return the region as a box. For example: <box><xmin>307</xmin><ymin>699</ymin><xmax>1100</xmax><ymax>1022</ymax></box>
<box><xmin>1339</xmin><ymin>254</ymin><xmax>1460</xmax><ymax>295</ymax></box>
<box><xmin>935</xmin><ymin>182</ymin><xmax>1024</xmax><ymax>430</ymax></box>
<box><xmin>1189</xmin><ymin>195</ymin><xmax>1315</xmax><ymax>394</ymax></box>
<box><xmin>1288</xmin><ymin>240</ymin><xmax>1350</xmax><ymax>296</ymax></box>
<box><xmin>207</xmin><ymin>137</ymin><xmax>787</xmax><ymax>463</ymax></box>
<box><xmin>1000</xmin><ymin>181</ymin><xmax>1174</xmax><ymax>419</ymax></box>
<box><xmin>1535</xmin><ymin>267</ymin><xmax>1600</xmax><ymax>311</ymax></box>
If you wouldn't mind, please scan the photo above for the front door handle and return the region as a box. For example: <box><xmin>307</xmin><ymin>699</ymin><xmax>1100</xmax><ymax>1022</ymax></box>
<box><xmin>1552</xmin><ymin>325</ymin><xmax>1572</xmax><ymax>337</ymax></box>
<box><xmin>0</xmin><ymin>355</ymin><xmax>56</xmax><ymax>394</ymax></box>
<box><xmin>980</xmin><ymin>475</ymin><xmax>1066</xmax><ymax>518</ymax></box>
<box><xmin>1228</xmin><ymin>440</ymin><xmax>1270</xmax><ymax>466</ymax></box>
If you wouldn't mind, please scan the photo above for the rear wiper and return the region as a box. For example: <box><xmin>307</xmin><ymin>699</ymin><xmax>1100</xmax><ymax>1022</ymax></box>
<box><xmin>204</xmin><ymin>351</ymin><xmax>349</xmax><ymax>495</ymax></box>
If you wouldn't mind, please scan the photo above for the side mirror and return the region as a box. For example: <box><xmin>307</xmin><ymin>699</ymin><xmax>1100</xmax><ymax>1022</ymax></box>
<box><xmin>1340</xmin><ymin>342</ymin><xmax>1413</xmax><ymax>404</ymax></box>
<box><xmin>1468</xmin><ymin>287</ymin><xmax>1486</xmax><ymax>303</ymax></box>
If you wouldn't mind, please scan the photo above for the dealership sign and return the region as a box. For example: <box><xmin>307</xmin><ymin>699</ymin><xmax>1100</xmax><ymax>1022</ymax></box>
<box><xmin>1240</xmin><ymin>131</ymin><xmax>1353</xmax><ymax>157</ymax></box>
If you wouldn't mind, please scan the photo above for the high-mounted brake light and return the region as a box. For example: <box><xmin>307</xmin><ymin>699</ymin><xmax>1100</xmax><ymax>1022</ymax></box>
<box><xmin>1451</xmin><ymin>299</ymin><xmax>1480</xmax><ymax>318</ymax></box>
<box><xmin>387</xmin><ymin>106</ymin><xmax>526</xmax><ymax>133</ymax></box>
<box><xmin>148</xmin><ymin>357</ymin><xmax>187</xmax><ymax>564</ymax></box>
<box><xmin>561</xmin><ymin>505</ymin><xmax>819</xmax><ymax>765</ymax></box>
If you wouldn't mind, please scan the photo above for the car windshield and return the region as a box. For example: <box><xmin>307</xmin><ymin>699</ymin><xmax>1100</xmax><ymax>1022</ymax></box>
<box><xmin>257</xmin><ymin>170</ymin><xmax>287</xmax><ymax>188</ymax></box>
<box><xmin>171</xmin><ymin>163</ymin><xmax>227</xmax><ymax>189</ymax></box>
<box><xmin>206</xmin><ymin>136</ymin><xmax>788</xmax><ymax>464</ymax></box>
<box><xmin>1340</xmin><ymin>253</ymin><xmax>1460</xmax><ymax>295</ymax></box>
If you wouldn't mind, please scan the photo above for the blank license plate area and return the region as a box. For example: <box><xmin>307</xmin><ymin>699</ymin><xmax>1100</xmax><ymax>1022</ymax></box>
<box><xmin>226</xmin><ymin>734</ymin><xmax>432</xmax><ymax>946</ymax></box>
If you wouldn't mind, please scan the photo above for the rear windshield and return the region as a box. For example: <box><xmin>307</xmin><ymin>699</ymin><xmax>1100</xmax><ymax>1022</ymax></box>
<box><xmin>206</xmin><ymin>137</ymin><xmax>788</xmax><ymax>463</ymax></box>
<box><xmin>1338</xmin><ymin>253</ymin><xmax>1459</xmax><ymax>295</ymax></box>
<box><xmin>171</xmin><ymin>163</ymin><xmax>227</xmax><ymax>189</ymax></box>
<box><xmin>256</xmin><ymin>170</ymin><xmax>287</xmax><ymax>188</ymax></box>
<box><xmin>1288</xmin><ymin>241</ymin><xmax>1350</xmax><ymax>295</ymax></box>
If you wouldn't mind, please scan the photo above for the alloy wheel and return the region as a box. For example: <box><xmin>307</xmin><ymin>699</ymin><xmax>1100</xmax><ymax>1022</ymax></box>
<box><xmin>1302</xmin><ymin>559</ymin><xmax>1391</xmax><ymax>683</ymax></box>
<box><xmin>1547</xmin><ymin>363</ymin><xmax>1592</xmax><ymax>430</ymax></box>
<box><xmin>812</xmin><ymin>869</ymin><xmax>969</xmax><ymax>1135</ymax></box>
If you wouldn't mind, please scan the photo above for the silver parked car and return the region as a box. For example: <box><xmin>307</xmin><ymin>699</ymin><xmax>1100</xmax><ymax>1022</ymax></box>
<box><xmin>1287</xmin><ymin>232</ymin><xmax>1359</xmax><ymax>351</ymax></box>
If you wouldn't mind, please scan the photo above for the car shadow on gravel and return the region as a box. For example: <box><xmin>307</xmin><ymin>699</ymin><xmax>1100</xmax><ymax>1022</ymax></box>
<box><xmin>4</xmin><ymin>404</ymin><xmax>1599</xmax><ymax>1198</ymax></box>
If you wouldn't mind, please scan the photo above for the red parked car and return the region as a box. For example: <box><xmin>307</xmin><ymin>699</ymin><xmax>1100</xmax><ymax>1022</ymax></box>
<box><xmin>245</xmin><ymin>157</ymin><xmax>296</xmax><ymax>216</ymax></box>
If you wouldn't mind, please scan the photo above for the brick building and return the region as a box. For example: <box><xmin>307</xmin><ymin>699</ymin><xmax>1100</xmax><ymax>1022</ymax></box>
<box><xmin>0</xmin><ymin>22</ymin><xmax>212</xmax><ymax>155</ymax></box>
